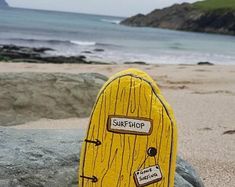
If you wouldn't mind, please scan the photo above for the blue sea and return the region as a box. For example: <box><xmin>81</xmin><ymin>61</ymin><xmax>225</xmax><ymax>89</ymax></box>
<box><xmin>0</xmin><ymin>8</ymin><xmax>235</xmax><ymax>64</ymax></box>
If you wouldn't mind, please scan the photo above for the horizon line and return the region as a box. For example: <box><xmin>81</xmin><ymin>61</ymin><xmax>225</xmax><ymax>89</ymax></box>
<box><xmin>4</xmin><ymin>5</ymin><xmax>128</xmax><ymax>18</ymax></box>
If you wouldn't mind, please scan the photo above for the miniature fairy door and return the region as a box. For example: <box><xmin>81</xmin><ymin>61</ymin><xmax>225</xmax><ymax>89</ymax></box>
<box><xmin>79</xmin><ymin>69</ymin><xmax>177</xmax><ymax>187</ymax></box>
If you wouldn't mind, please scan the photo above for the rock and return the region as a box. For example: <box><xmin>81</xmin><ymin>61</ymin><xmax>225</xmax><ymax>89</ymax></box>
<box><xmin>88</xmin><ymin>60</ymin><xmax>113</xmax><ymax>65</ymax></box>
<box><xmin>0</xmin><ymin>45</ymin><xmax>53</xmax><ymax>61</ymax></box>
<box><xmin>122</xmin><ymin>13</ymin><xmax>146</xmax><ymax>27</ymax></box>
<box><xmin>0</xmin><ymin>72</ymin><xmax>108</xmax><ymax>126</ymax></box>
<box><xmin>0</xmin><ymin>71</ymin><xmax>204</xmax><ymax>186</ymax></box>
<box><xmin>0</xmin><ymin>128</ymin><xmax>84</xmax><ymax>187</ymax></box>
<box><xmin>11</xmin><ymin>59</ymin><xmax>50</xmax><ymax>63</ymax></box>
<box><xmin>176</xmin><ymin>157</ymin><xmax>204</xmax><ymax>187</ymax></box>
<box><xmin>0</xmin><ymin>45</ymin><xmax>96</xmax><ymax>64</ymax></box>
<box><xmin>81</xmin><ymin>51</ymin><xmax>93</xmax><ymax>54</ymax></box>
<box><xmin>121</xmin><ymin>2</ymin><xmax>235</xmax><ymax>36</ymax></box>
<box><xmin>175</xmin><ymin>172</ymin><xmax>193</xmax><ymax>187</ymax></box>
<box><xmin>0</xmin><ymin>0</ymin><xmax>8</xmax><ymax>8</ymax></box>
<box><xmin>32</xmin><ymin>47</ymin><xmax>54</xmax><ymax>53</ymax></box>
<box><xmin>0</xmin><ymin>128</ymin><xmax>204</xmax><ymax>187</ymax></box>
<box><xmin>1</xmin><ymin>45</ymin><xmax>19</xmax><ymax>50</ymax></box>
<box><xmin>197</xmin><ymin>61</ymin><xmax>214</xmax><ymax>65</ymax></box>
<box><xmin>93</xmin><ymin>48</ymin><xmax>105</xmax><ymax>52</ymax></box>
<box><xmin>37</xmin><ymin>56</ymin><xmax>88</xmax><ymax>64</ymax></box>
<box><xmin>124</xmin><ymin>61</ymin><xmax>148</xmax><ymax>65</ymax></box>
<box><xmin>78</xmin><ymin>55</ymin><xmax>86</xmax><ymax>60</ymax></box>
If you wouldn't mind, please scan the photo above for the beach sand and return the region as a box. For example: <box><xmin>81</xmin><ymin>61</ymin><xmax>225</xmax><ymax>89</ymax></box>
<box><xmin>1</xmin><ymin>62</ymin><xmax>235</xmax><ymax>187</ymax></box>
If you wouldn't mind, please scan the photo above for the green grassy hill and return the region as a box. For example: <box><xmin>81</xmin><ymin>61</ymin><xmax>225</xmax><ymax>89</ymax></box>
<box><xmin>121</xmin><ymin>0</ymin><xmax>235</xmax><ymax>35</ymax></box>
<box><xmin>193</xmin><ymin>0</ymin><xmax>235</xmax><ymax>11</ymax></box>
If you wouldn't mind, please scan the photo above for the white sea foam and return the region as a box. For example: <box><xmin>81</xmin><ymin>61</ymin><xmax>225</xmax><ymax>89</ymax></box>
<box><xmin>1</xmin><ymin>8</ymin><xmax>235</xmax><ymax>65</ymax></box>
<box><xmin>101</xmin><ymin>19</ymin><xmax>121</xmax><ymax>24</ymax></box>
<box><xmin>70</xmin><ymin>40</ymin><xmax>96</xmax><ymax>46</ymax></box>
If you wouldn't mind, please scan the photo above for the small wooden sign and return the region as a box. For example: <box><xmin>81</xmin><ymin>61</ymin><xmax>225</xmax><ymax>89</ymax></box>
<box><xmin>134</xmin><ymin>165</ymin><xmax>162</xmax><ymax>187</ymax></box>
<box><xmin>107</xmin><ymin>115</ymin><xmax>153</xmax><ymax>135</ymax></box>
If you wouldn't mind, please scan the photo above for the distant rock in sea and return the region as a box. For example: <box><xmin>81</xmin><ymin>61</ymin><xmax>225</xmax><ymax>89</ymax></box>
<box><xmin>0</xmin><ymin>0</ymin><xmax>9</xmax><ymax>8</ymax></box>
<box><xmin>121</xmin><ymin>1</ymin><xmax>235</xmax><ymax>36</ymax></box>
<box><xmin>0</xmin><ymin>45</ymin><xmax>112</xmax><ymax>64</ymax></box>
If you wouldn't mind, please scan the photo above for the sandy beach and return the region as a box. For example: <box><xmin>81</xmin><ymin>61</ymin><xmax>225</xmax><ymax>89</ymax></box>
<box><xmin>1</xmin><ymin>62</ymin><xmax>235</xmax><ymax>187</ymax></box>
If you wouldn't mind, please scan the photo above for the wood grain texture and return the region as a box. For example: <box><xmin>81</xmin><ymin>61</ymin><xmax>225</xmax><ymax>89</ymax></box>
<box><xmin>79</xmin><ymin>69</ymin><xmax>177</xmax><ymax>187</ymax></box>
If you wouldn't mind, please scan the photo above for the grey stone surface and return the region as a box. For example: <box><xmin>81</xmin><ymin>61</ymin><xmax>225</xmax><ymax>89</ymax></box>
<box><xmin>0</xmin><ymin>72</ymin><xmax>108</xmax><ymax>126</ymax></box>
<box><xmin>0</xmin><ymin>128</ymin><xmax>84</xmax><ymax>187</ymax></box>
<box><xmin>175</xmin><ymin>157</ymin><xmax>204</xmax><ymax>187</ymax></box>
<box><xmin>0</xmin><ymin>128</ymin><xmax>204</xmax><ymax>187</ymax></box>
<box><xmin>175</xmin><ymin>172</ymin><xmax>194</xmax><ymax>187</ymax></box>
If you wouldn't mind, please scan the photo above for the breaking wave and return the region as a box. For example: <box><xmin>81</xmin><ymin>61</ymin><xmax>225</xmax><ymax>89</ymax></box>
<box><xmin>101</xmin><ymin>19</ymin><xmax>121</xmax><ymax>24</ymax></box>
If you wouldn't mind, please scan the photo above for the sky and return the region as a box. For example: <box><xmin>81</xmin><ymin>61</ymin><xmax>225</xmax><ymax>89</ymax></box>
<box><xmin>7</xmin><ymin>0</ymin><xmax>199</xmax><ymax>17</ymax></box>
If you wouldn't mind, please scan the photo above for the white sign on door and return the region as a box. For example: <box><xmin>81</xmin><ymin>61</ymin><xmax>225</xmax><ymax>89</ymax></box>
<box><xmin>107</xmin><ymin>116</ymin><xmax>152</xmax><ymax>135</ymax></box>
<box><xmin>134</xmin><ymin>165</ymin><xmax>162</xmax><ymax>187</ymax></box>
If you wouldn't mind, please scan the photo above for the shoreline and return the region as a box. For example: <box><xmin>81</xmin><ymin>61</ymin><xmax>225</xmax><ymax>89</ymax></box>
<box><xmin>1</xmin><ymin>44</ymin><xmax>234</xmax><ymax>66</ymax></box>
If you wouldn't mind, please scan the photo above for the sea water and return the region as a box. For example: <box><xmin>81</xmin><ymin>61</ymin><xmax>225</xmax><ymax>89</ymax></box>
<box><xmin>0</xmin><ymin>8</ymin><xmax>235</xmax><ymax>64</ymax></box>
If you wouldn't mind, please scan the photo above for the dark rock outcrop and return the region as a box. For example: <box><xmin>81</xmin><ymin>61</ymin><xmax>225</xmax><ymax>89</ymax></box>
<box><xmin>0</xmin><ymin>72</ymin><xmax>108</xmax><ymax>126</ymax></box>
<box><xmin>0</xmin><ymin>45</ymin><xmax>111</xmax><ymax>64</ymax></box>
<box><xmin>0</xmin><ymin>128</ymin><xmax>204</xmax><ymax>187</ymax></box>
<box><xmin>0</xmin><ymin>0</ymin><xmax>8</xmax><ymax>8</ymax></box>
<box><xmin>197</xmin><ymin>61</ymin><xmax>214</xmax><ymax>65</ymax></box>
<box><xmin>121</xmin><ymin>3</ymin><xmax>235</xmax><ymax>35</ymax></box>
<box><xmin>124</xmin><ymin>61</ymin><xmax>148</xmax><ymax>65</ymax></box>
<box><xmin>93</xmin><ymin>48</ymin><xmax>105</xmax><ymax>52</ymax></box>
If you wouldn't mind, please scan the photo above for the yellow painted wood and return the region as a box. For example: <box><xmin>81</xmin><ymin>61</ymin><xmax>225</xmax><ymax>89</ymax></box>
<box><xmin>79</xmin><ymin>69</ymin><xmax>177</xmax><ymax>187</ymax></box>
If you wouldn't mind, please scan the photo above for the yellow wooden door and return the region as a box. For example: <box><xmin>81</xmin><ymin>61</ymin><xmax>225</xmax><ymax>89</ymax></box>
<box><xmin>79</xmin><ymin>69</ymin><xmax>177</xmax><ymax>187</ymax></box>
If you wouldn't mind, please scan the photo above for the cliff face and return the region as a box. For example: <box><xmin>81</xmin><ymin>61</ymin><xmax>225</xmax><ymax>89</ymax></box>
<box><xmin>0</xmin><ymin>0</ymin><xmax>9</xmax><ymax>8</ymax></box>
<box><xmin>121</xmin><ymin>3</ymin><xmax>235</xmax><ymax>35</ymax></box>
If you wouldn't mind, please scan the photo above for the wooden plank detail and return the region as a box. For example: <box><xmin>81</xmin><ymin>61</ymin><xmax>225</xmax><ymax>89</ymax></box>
<box><xmin>79</xmin><ymin>69</ymin><xmax>177</xmax><ymax>187</ymax></box>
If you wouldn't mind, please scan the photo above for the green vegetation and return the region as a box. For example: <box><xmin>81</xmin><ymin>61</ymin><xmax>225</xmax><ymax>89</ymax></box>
<box><xmin>0</xmin><ymin>55</ymin><xmax>10</xmax><ymax>61</ymax></box>
<box><xmin>193</xmin><ymin>0</ymin><xmax>235</xmax><ymax>11</ymax></box>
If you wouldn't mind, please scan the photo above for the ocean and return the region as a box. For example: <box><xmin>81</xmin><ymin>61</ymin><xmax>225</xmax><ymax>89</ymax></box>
<box><xmin>0</xmin><ymin>7</ymin><xmax>235</xmax><ymax>64</ymax></box>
